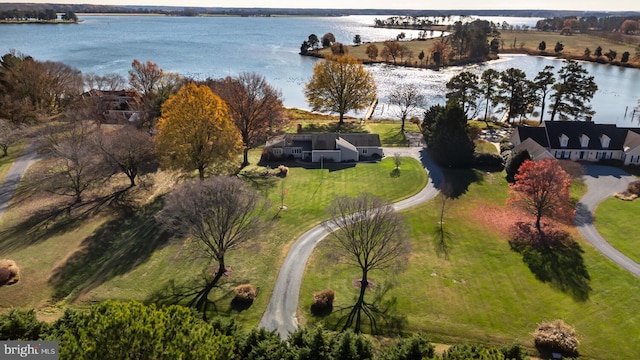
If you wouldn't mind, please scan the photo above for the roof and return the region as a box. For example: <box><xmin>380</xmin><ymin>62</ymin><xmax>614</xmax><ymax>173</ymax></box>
<box><xmin>513</xmin><ymin>138</ymin><xmax>554</xmax><ymax>161</ymax></box>
<box><xmin>514</xmin><ymin>126</ymin><xmax>549</xmax><ymax>147</ymax></box>
<box><xmin>543</xmin><ymin>121</ymin><xmax>628</xmax><ymax>150</ymax></box>
<box><xmin>623</xmin><ymin>130</ymin><xmax>640</xmax><ymax>152</ymax></box>
<box><xmin>265</xmin><ymin>133</ymin><xmax>381</xmax><ymax>150</ymax></box>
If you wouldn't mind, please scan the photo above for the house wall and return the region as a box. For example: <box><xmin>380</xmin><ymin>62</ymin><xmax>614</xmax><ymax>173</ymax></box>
<box><xmin>312</xmin><ymin>150</ymin><xmax>341</xmax><ymax>163</ymax></box>
<box><xmin>336</xmin><ymin>143</ymin><xmax>358</xmax><ymax>162</ymax></box>
<box><xmin>623</xmin><ymin>146</ymin><xmax>640</xmax><ymax>165</ymax></box>
<box><xmin>553</xmin><ymin>149</ymin><xmax>623</xmax><ymax>162</ymax></box>
<box><xmin>358</xmin><ymin>147</ymin><xmax>383</xmax><ymax>158</ymax></box>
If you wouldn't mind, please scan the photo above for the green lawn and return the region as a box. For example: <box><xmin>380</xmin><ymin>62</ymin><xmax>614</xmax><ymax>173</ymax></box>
<box><xmin>0</xmin><ymin>152</ymin><xmax>427</xmax><ymax>330</ymax></box>
<box><xmin>300</xmin><ymin>171</ymin><xmax>640</xmax><ymax>359</ymax></box>
<box><xmin>594</xmin><ymin>197</ymin><xmax>640</xmax><ymax>264</ymax></box>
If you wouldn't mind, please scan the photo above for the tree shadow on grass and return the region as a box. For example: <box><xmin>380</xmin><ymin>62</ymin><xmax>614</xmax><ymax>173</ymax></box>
<box><xmin>440</xmin><ymin>168</ymin><xmax>484</xmax><ymax>199</ymax></box>
<box><xmin>0</xmin><ymin>189</ymin><xmax>134</xmax><ymax>254</ymax></box>
<box><xmin>509</xmin><ymin>224</ymin><xmax>591</xmax><ymax>302</ymax></box>
<box><xmin>320</xmin><ymin>281</ymin><xmax>407</xmax><ymax>336</ymax></box>
<box><xmin>48</xmin><ymin>198</ymin><xmax>171</xmax><ymax>302</ymax></box>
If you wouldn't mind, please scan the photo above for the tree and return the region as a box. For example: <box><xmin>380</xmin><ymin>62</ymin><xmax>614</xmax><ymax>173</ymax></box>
<box><xmin>43</xmin><ymin>121</ymin><xmax>107</xmax><ymax>204</ymax></box>
<box><xmin>365</xmin><ymin>44</ymin><xmax>378</xmax><ymax>61</ymax></box>
<box><xmin>207</xmin><ymin>72</ymin><xmax>288</xmax><ymax>167</ymax></box>
<box><xmin>158</xmin><ymin>176</ymin><xmax>264</xmax><ymax>318</ymax></box>
<box><xmin>381</xmin><ymin>41</ymin><xmax>403</xmax><ymax>64</ymax></box>
<box><xmin>583</xmin><ymin>47</ymin><xmax>591</xmax><ymax>58</ymax></box>
<box><xmin>594</xmin><ymin>46</ymin><xmax>603</xmax><ymax>57</ymax></box>
<box><xmin>538</xmin><ymin>40</ymin><xmax>546</xmax><ymax>52</ymax></box>
<box><xmin>554</xmin><ymin>41</ymin><xmax>564</xmax><ymax>53</ymax></box>
<box><xmin>321</xmin><ymin>32</ymin><xmax>335</xmax><ymax>47</ymax></box>
<box><xmin>549</xmin><ymin>60</ymin><xmax>598</xmax><ymax>121</ymax></box>
<box><xmin>496</xmin><ymin>67</ymin><xmax>531</xmax><ymax>123</ymax></box>
<box><xmin>97</xmin><ymin>125</ymin><xmax>156</xmax><ymax>187</ymax></box>
<box><xmin>509</xmin><ymin>159</ymin><xmax>572</xmax><ymax>234</ymax></box>
<box><xmin>621</xmin><ymin>51</ymin><xmax>630</xmax><ymax>63</ymax></box>
<box><xmin>308</xmin><ymin>34</ymin><xmax>320</xmax><ymax>51</ymax></box>
<box><xmin>49</xmin><ymin>301</ymin><xmax>234</xmax><ymax>359</ymax></box>
<box><xmin>154</xmin><ymin>83</ymin><xmax>242</xmax><ymax>179</ymax></box>
<box><xmin>353</xmin><ymin>34</ymin><xmax>362</xmax><ymax>45</ymax></box>
<box><xmin>84</xmin><ymin>73</ymin><xmax>126</xmax><ymax>91</ymax></box>
<box><xmin>0</xmin><ymin>120</ymin><xmax>23</xmax><ymax>157</ymax></box>
<box><xmin>418</xmin><ymin>50</ymin><xmax>425</xmax><ymax>65</ymax></box>
<box><xmin>605</xmin><ymin>49</ymin><xmax>617</xmax><ymax>62</ymax></box>
<box><xmin>325</xmin><ymin>193</ymin><xmax>408</xmax><ymax>333</ymax></box>
<box><xmin>304</xmin><ymin>55</ymin><xmax>377</xmax><ymax>125</ymax></box>
<box><xmin>423</xmin><ymin>102</ymin><xmax>475</xmax><ymax>168</ymax></box>
<box><xmin>128</xmin><ymin>59</ymin><xmax>163</xmax><ymax>99</ymax></box>
<box><xmin>330</xmin><ymin>42</ymin><xmax>348</xmax><ymax>55</ymax></box>
<box><xmin>505</xmin><ymin>148</ymin><xmax>531</xmax><ymax>183</ymax></box>
<box><xmin>532</xmin><ymin>65</ymin><xmax>556</xmax><ymax>124</ymax></box>
<box><xmin>620</xmin><ymin>19</ymin><xmax>639</xmax><ymax>34</ymax></box>
<box><xmin>479</xmin><ymin>68</ymin><xmax>500</xmax><ymax>124</ymax></box>
<box><xmin>430</xmin><ymin>40</ymin><xmax>449</xmax><ymax>68</ymax></box>
<box><xmin>445</xmin><ymin>71</ymin><xmax>480</xmax><ymax>118</ymax></box>
<box><xmin>388</xmin><ymin>84</ymin><xmax>426</xmax><ymax>131</ymax></box>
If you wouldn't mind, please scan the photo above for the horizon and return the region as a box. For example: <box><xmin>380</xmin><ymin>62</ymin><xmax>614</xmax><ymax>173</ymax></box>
<box><xmin>1</xmin><ymin>1</ymin><xmax>638</xmax><ymax>12</ymax></box>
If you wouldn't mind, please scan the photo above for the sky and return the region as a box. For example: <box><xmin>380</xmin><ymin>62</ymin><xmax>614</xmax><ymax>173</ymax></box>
<box><xmin>2</xmin><ymin>0</ymin><xmax>638</xmax><ymax>12</ymax></box>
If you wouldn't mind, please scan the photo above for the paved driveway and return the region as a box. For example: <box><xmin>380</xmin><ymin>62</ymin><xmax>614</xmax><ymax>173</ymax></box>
<box><xmin>258</xmin><ymin>147</ymin><xmax>442</xmax><ymax>338</ymax></box>
<box><xmin>575</xmin><ymin>165</ymin><xmax>640</xmax><ymax>277</ymax></box>
<box><xmin>0</xmin><ymin>142</ymin><xmax>40</xmax><ymax>220</ymax></box>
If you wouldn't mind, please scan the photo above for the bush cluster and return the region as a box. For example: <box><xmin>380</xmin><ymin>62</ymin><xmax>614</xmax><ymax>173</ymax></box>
<box><xmin>0</xmin><ymin>259</ymin><xmax>19</xmax><ymax>286</ymax></box>
<box><xmin>473</xmin><ymin>152</ymin><xmax>504</xmax><ymax>171</ymax></box>
<box><xmin>534</xmin><ymin>319</ymin><xmax>579</xmax><ymax>356</ymax></box>
<box><xmin>278</xmin><ymin>165</ymin><xmax>289</xmax><ymax>177</ymax></box>
<box><xmin>233</xmin><ymin>284</ymin><xmax>257</xmax><ymax>302</ymax></box>
<box><xmin>615</xmin><ymin>179</ymin><xmax>640</xmax><ymax>200</ymax></box>
<box><xmin>312</xmin><ymin>288</ymin><xmax>335</xmax><ymax>310</ymax></box>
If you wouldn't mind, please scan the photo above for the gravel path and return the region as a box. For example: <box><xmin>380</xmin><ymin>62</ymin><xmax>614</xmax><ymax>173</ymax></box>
<box><xmin>0</xmin><ymin>142</ymin><xmax>40</xmax><ymax>220</ymax></box>
<box><xmin>258</xmin><ymin>147</ymin><xmax>443</xmax><ymax>338</ymax></box>
<box><xmin>575</xmin><ymin>164</ymin><xmax>640</xmax><ymax>278</ymax></box>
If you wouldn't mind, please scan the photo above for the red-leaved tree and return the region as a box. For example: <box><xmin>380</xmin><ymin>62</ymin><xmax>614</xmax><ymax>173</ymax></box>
<box><xmin>508</xmin><ymin>159</ymin><xmax>573</xmax><ymax>235</ymax></box>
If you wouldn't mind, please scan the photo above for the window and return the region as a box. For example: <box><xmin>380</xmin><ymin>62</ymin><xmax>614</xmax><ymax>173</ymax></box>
<box><xmin>362</xmin><ymin>148</ymin><xmax>368</xmax><ymax>154</ymax></box>
<box><xmin>600</xmin><ymin>134</ymin><xmax>611</xmax><ymax>149</ymax></box>
<box><xmin>559</xmin><ymin>134</ymin><xmax>569</xmax><ymax>147</ymax></box>
<box><xmin>564</xmin><ymin>151</ymin><xmax>570</xmax><ymax>159</ymax></box>
<box><xmin>580</xmin><ymin>134</ymin><xmax>589</xmax><ymax>148</ymax></box>
<box><xmin>292</xmin><ymin>148</ymin><xmax>301</xmax><ymax>154</ymax></box>
<box><xmin>272</xmin><ymin>148</ymin><xmax>283</xmax><ymax>156</ymax></box>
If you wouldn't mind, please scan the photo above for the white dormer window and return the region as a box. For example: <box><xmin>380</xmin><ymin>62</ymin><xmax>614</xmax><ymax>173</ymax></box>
<box><xmin>580</xmin><ymin>134</ymin><xmax>590</xmax><ymax>148</ymax></box>
<box><xmin>600</xmin><ymin>134</ymin><xmax>611</xmax><ymax>149</ymax></box>
<box><xmin>559</xmin><ymin>134</ymin><xmax>569</xmax><ymax>148</ymax></box>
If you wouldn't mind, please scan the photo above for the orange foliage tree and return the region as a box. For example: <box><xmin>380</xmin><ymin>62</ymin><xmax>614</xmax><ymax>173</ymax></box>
<box><xmin>304</xmin><ymin>55</ymin><xmax>377</xmax><ymax>125</ymax></box>
<box><xmin>508</xmin><ymin>159</ymin><xmax>573</xmax><ymax>234</ymax></box>
<box><xmin>154</xmin><ymin>83</ymin><xmax>242</xmax><ymax>179</ymax></box>
<box><xmin>207</xmin><ymin>72</ymin><xmax>288</xmax><ymax>167</ymax></box>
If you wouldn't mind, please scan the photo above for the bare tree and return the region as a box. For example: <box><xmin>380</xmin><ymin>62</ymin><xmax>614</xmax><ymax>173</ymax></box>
<box><xmin>388</xmin><ymin>84</ymin><xmax>426</xmax><ymax>132</ymax></box>
<box><xmin>0</xmin><ymin>119</ymin><xmax>24</xmax><ymax>157</ymax></box>
<box><xmin>325</xmin><ymin>193</ymin><xmax>409</xmax><ymax>333</ymax></box>
<box><xmin>97</xmin><ymin>125</ymin><xmax>157</xmax><ymax>188</ymax></box>
<box><xmin>83</xmin><ymin>73</ymin><xmax>126</xmax><ymax>91</ymax></box>
<box><xmin>207</xmin><ymin>72</ymin><xmax>288</xmax><ymax>167</ymax></box>
<box><xmin>157</xmin><ymin>176</ymin><xmax>265</xmax><ymax>319</ymax></box>
<box><xmin>42</xmin><ymin>121</ymin><xmax>107</xmax><ymax>204</ymax></box>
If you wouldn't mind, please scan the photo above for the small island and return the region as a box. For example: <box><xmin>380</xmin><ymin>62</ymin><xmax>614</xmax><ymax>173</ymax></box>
<box><xmin>0</xmin><ymin>9</ymin><xmax>79</xmax><ymax>24</ymax></box>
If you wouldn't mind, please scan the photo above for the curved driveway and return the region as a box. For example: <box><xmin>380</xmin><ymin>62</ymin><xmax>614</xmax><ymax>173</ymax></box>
<box><xmin>258</xmin><ymin>147</ymin><xmax>443</xmax><ymax>338</ymax></box>
<box><xmin>575</xmin><ymin>164</ymin><xmax>640</xmax><ymax>277</ymax></box>
<box><xmin>0</xmin><ymin>142</ymin><xmax>40</xmax><ymax>220</ymax></box>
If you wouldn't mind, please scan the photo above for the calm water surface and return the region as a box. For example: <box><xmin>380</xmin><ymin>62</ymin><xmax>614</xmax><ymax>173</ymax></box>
<box><xmin>1</xmin><ymin>15</ymin><xmax>638</xmax><ymax>126</ymax></box>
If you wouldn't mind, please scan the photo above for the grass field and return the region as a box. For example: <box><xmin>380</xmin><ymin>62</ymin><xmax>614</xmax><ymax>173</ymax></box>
<box><xmin>0</xmin><ymin>150</ymin><xmax>427</xmax><ymax>329</ymax></box>
<box><xmin>300</xmin><ymin>171</ymin><xmax>640</xmax><ymax>359</ymax></box>
<box><xmin>594</xmin><ymin>197</ymin><xmax>640</xmax><ymax>264</ymax></box>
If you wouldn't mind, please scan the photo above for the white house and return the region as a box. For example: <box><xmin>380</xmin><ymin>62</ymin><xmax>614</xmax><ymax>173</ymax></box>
<box><xmin>511</xmin><ymin>121</ymin><xmax>640</xmax><ymax>166</ymax></box>
<box><xmin>264</xmin><ymin>133</ymin><xmax>383</xmax><ymax>163</ymax></box>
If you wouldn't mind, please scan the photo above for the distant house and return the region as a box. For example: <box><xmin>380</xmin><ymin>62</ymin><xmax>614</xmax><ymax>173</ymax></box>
<box><xmin>263</xmin><ymin>133</ymin><xmax>383</xmax><ymax>162</ymax></box>
<box><xmin>81</xmin><ymin>90</ymin><xmax>144</xmax><ymax>124</ymax></box>
<box><xmin>511</xmin><ymin>121</ymin><xmax>640</xmax><ymax>165</ymax></box>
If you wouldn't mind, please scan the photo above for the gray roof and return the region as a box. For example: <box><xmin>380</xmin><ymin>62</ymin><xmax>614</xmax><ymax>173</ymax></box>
<box><xmin>266</xmin><ymin>133</ymin><xmax>381</xmax><ymax>150</ymax></box>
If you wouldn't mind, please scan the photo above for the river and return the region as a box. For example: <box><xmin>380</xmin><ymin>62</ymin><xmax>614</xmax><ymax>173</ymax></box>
<box><xmin>1</xmin><ymin>15</ymin><xmax>638</xmax><ymax>126</ymax></box>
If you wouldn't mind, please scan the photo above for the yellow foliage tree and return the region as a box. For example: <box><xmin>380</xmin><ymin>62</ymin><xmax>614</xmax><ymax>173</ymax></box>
<box><xmin>304</xmin><ymin>55</ymin><xmax>377</xmax><ymax>124</ymax></box>
<box><xmin>155</xmin><ymin>83</ymin><xmax>242</xmax><ymax>179</ymax></box>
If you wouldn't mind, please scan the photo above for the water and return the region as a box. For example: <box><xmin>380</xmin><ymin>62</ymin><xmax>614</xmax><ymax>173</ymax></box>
<box><xmin>1</xmin><ymin>15</ymin><xmax>638</xmax><ymax>126</ymax></box>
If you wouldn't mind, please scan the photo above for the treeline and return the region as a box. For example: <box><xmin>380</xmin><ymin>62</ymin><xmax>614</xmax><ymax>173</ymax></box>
<box><xmin>0</xmin><ymin>9</ymin><xmax>77</xmax><ymax>22</ymax></box>
<box><xmin>0</xmin><ymin>301</ymin><xmax>531</xmax><ymax>360</ymax></box>
<box><xmin>535</xmin><ymin>15</ymin><xmax>640</xmax><ymax>33</ymax></box>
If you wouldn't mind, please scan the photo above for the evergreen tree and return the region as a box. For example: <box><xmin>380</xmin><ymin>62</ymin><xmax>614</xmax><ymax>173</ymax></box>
<box><xmin>424</xmin><ymin>102</ymin><xmax>475</xmax><ymax>167</ymax></box>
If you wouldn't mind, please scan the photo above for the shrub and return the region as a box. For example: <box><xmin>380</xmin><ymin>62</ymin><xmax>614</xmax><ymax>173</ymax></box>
<box><xmin>0</xmin><ymin>309</ymin><xmax>48</xmax><ymax>340</ymax></box>
<box><xmin>0</xmin><ymin>259</ymin><xmax>19</xmax><ymax>286</ymax></box>
<box><xmin>499</xmin><ymin>141</ymin><xmax>514</xmax><ymax>154</ymax></box>
<box><xmin>627</xmin><ymin>180</ymin><xmax>640</xmax><ymax>195</ymax></box>
<box><xmin>312</xmin><ymin>289</ymin><xmax>335</xmax><ymax>309</ymax></box>
<box><xmin>377</xmin><ymin>333</ymin><xmax>436</xmax><ymax>360</ymax></box>
<box><xmin>473</xmin><ymin>152</ymin><xmax>504</xmax><ymax>171</ymax></box>
<box><xmin>505</xmin><ymin>149</ymin><xmax>531</xmax><ymax>183</ymax></box>
<box><xmin>443</xmin><ymin>343</ymin><xmax>505</xmax><ymax>360</ymax></box>
<box><xmin>500</xmin><ymin>343</ymin><xmax>528</xmax><ymax>360</ymax></box>
<box><xmin>534</xmin><ymin>319</ymin><xmax>579</xmax><ymax>356</ymax></box>
<box><xmin>277</xmin><ymin>165</ymin><xmax>289</xmax><ymax>177</ymax></box>
<box><xmin>233</xmin><ymin>284</ymin><xmax>257</xmax><ymax>302</ymax></box>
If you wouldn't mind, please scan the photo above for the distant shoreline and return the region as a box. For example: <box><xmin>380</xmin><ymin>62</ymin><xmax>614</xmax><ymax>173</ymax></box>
<box><xmin>0</xmin><ymin>20</ymin><xmax>79</xmax><ymax>24</ymax></box>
